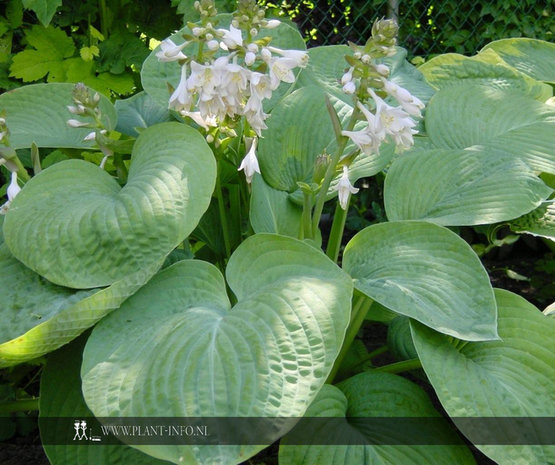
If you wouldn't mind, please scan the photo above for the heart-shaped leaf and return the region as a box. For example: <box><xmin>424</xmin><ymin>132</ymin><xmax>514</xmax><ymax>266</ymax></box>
<box><xmin>81</xmin><ymin>234</ymin><xmax>353</xmax><ymax>465</ymax></box>
<box><xmin>40</xmin><ymin>336</ymin><xmax>171</xmax><ymax>465</ymax></box>
<box><xmin>481</xmin><ymin>38</ymin><xmax>555</xmax><ymax>83</ymax></box>
<box><xmin>509</xmin><ymin>201</ymin><xmax>555</xmax><ymax>241</ymax></box>
<box><xmin>115</xmin><ymin>91</ymin><xmax>171</xmax><ymax>137</ymax></box>
<box><xmin>0</xmin><ymin>244</ymin><xmax>156</xmax><ymax>367</ymax></box>
<box><xmin>412</xmin><ymin>289</ymin><xmax>555</xmax><ymax>465</ymax></box>
<box><xmin>418</xmin><ymin>50</ymin><xmax>551</xmax><ymax>100</ymax></box>
<box><xmin>343</xmin><ymin>221</ymin><xmax>498</xmax><ymax>341</ymax></box>
<box><xmin>0</xmin><ymin>83</ymin><xmax>116</xmax><ymax>149</ymax></box>
<box><xmin>3</xmin><ymin>122</ymin><xmax>216</xmax><ymax>288</ymax></box>
<box><xmin>425</xmin><ymin>84</ymin><xmax>555</xmax><ymax>174</ymax></box>
<box><xmin>279</xmin><ymin>371</ymin><xmax>475</xmax><ymax>465</ymax></box>
<box><xmin>384</xmin><ymin>146</ymin><xmax>552</xmax><ymax>225</ymax></box>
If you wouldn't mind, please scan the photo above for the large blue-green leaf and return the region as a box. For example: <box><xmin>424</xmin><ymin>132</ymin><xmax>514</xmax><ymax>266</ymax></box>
<box><xmin>82</xmin><ymin>234</ymin><xmax>353</xmax><ymax>465</ymax></box>
<box><xmin>279</xmin><ymin>372</ymin><xmax>475</xmax><ymax>465</ymax></box>
<box><xmin>384</xmin><ymin>147</ymin><xmax>552</xmax><ymax>225</ymax></box>
<box><xmin>0</xmin><ymin>83</ymin><xmax>116</xmax><ymax>149</ymax></box>
<box><xmin>115</xmin><ymin>91</ymin><xmax>171</xmax><ymax>137</ymax></box>
<box><xmin>40</xmin><ymin>337</ymin><xmax>171</xmax><ymax>465</ymax></box>
<box><xmin>343</xmin><ymin>221</ymin><xmax>498</xmax><ymax>341</ymax></box>
<box><xmin>0</xmin><ymin>245</ymin><xmax>156</xmax><ymax>367</ymax></box>
<box><xmin>412</xmin><ymin>289</ymin><xmax>555</xmax><ymax>465</ymax></box>
<box><xmin>481</xmin><ymin>38</ymin><xmax>555</xmax><ymax>84</ymax></box>
<box><xmin>425</xmin><ymin>84</ymin><xmax>555</xmax><ymax>174</ymax></box>
<box><xmin>3</xmin><ymin>122</ymin><xmax>216</xmax><ymax>288</ymax></box>
<box><xmin>419</xmin><ymin>50</ymin><xmax>551</xmax><ymax>100</ymax></box>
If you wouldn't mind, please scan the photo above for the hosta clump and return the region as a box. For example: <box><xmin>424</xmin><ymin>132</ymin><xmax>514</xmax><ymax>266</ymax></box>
<box><xmin>0</xmin><ymin>1</ymin><xmax>554</xmax><ymax>464</ymax></box>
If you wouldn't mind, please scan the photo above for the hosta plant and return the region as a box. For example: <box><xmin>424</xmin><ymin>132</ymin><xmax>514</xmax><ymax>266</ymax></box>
<box><xmin>0</xmin><ymin>2</ymin><xmax>553</xmax><ymax>464</ymax></box>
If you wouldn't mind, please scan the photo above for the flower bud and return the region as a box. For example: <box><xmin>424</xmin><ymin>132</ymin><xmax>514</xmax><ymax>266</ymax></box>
<box><xmin>207</xmin><ymin>40</ymin><xmax>219</xmax><ymax>51</ymax></box>
<box><xmin>313</xmin><ymin>153</ymin><xmax>331</xmax><ymax>184</ymax></box>
<box><xmin>67</xmin><ymin>119</ymin><xmax>90</xmax><ymax>128</ymax></box>
<box><xmin>245</xmin><ymin>51</ymin><xmax>256</xmax><ymax>66</ymax></box>
<box><xmin>376</xmin><ymin>63</ymin><xmax>389</xmax><ymax>76</ymax></box>
<box><xmin>265</xmin><ymin>19</ymin><xmax>281</xmax><ymax>29</ymax></box>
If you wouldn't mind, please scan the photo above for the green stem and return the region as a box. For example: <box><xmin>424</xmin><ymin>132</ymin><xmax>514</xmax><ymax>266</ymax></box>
<box><xmin>311</xmin><ymin>105</ymin><xmax>360</xmax><ymax>234</ymax></box>
<box><xmin>215</xmin><ymin>170</ymin><xmax>232</xmax><ymax>259</ymax></box>
<box><xmin>0</xmin><ymin>398</ymin><xmax>39</xmax><ymax>414</ymax></box>
<box><xmin>366</xmin><ymin>345</ymin><xmax>389</xmax><ymax>360</ymax></box>
<box><xmin>302</xmin><ymin>191</ymin><xmax>313</xmax><ymax>239</ymax></box>
<box><xmin>326</xmin><ymin>294</ymin><xmax>373</xmax><ymax>384</ymax></box>
<box><xmin>325</xmin><ymin>199</ymin><xmax>349</xmax><ymax>262</ymax></box>
<box><xmin>98</xmin><ymin>0</ymin><xmax>108</xmax><ymax>38</ymax></box>
<box><xmin>375</xmin><ymin>358</ymin><xmax>422</xmax><ymax>374</ymax></box>
<box><xmin>340</xmin><ymin>344</ymin><xmax>389</xmax><ymax>374</ymax></box>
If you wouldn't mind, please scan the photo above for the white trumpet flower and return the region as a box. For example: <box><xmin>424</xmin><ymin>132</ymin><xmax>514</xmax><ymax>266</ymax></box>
<box><xmin>336</xmin><ymin>166</ymin><xmax>359</xmax><ymax>210</ymax></box>
<box><xmin>238</xmin><ymin>138</ymin><xmax>260</xmax><ymax>183</ymax></box>
<box><xmin>382</xmin><ymin>80</ymin><xmax>424</xmax><ymax>117</ymax></box>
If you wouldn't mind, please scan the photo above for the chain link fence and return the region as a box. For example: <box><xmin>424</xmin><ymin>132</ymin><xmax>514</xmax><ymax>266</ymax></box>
<box><xmin>262</xmin><ymin>0</ymin><xmax>554</xmax><ymax>58</ymax></box>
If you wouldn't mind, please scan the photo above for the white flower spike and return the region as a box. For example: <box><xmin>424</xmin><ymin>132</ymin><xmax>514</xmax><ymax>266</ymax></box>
<box><xmin>336</xmin><ymin>166</ymin><xmax>359</xmax><ymax>210</ymax></box>
<box><xmin>238</xmin><ymin>138</ymin><xmax>260</xmax><ymax>183</ymax></box>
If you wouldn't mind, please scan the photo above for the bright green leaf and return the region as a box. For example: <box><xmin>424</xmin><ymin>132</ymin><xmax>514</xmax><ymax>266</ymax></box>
<box><xmin>3</xmin><ymin>122</ymin><xmax>216</xmax><ymax>288</ymax></box>
<box><xmin>97</xmin><ymin>30</ymin><xmax>149</xmax><ymax>74</ymax></box>
<box><xmin>63</xmin><ymin>57</ymin><xmax>135</xmax><ymax>96</ymax></box>
<box><xmin>6</xmin><ymin>0</ymin><xmax>24</xmax><ymax>29</ymax></box>
<box><xmin>10</xmin><ymin>25</ymin><xmax>74</xmax><ymax>81</ymax></box>
<box><xmin>343</xmin><ymin>221</ymin><xmax>498</xmax><ymax>341</ymax></box>
<box><xmin>384</xmin><ymin>147</ymin><xmax>552</xmax><ymax>225</ymax></box>
<box><xmin>82</xmin><ymin>234</ymin><xmax>353</xmax><ymax>465</ymax></box>
<box><xmin>22</xmin><ymin>0</ymin><xmax>62</xmax><ymax>26</ymax></box>
<box><xmin>412</xmin><ymin>289</ymin><xmax>555</xmax><ymax>465</ymax></box>
<box><xmin>0</xmin><ymin>82</ymin><xmax>116</xmax><ymax>149</ymax></box>
<box><xmin>425</xmin><ymin>84</ymin><xmax>555</xmax><ymax>174</ymax></box>
<box><xmin>79</xmin><ymin>45</ymin><xmax>99</xmax><ymax>62</ymax></box>
<box><xmin>280</xmin><ymin>372</ymin><xmax>475</xmax><ymax>465</ymax></box>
